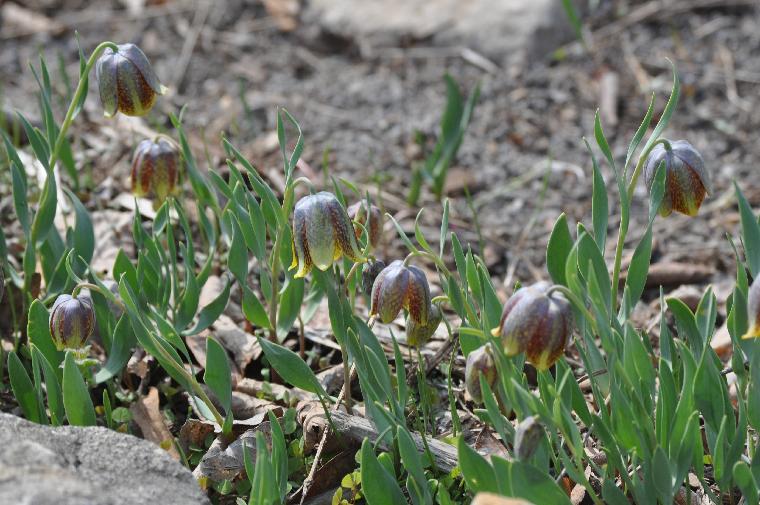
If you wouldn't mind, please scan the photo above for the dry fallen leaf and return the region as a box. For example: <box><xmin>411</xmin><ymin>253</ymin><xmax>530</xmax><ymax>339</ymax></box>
<box><xmin>130</xmin><ymin>387</ymin><xmax>180</xmax><ymax>460</ymax></box>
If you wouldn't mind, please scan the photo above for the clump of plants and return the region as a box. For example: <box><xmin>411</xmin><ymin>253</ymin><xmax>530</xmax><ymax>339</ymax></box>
<box><xmin>2</xmin><ymin>36</ymin><xmax>760</xmax><ymax>505</ymax></box>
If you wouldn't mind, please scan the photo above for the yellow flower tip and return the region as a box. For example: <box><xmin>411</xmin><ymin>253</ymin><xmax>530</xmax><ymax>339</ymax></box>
<box><xmin>741</xmin><ymin>325</ymin><xmax>760</xmax><ymax>340</ymax></box>
<box><xmin>490</xmin><ymin>327</ymin><xmax>500</xmax><ymax>338</ymax></box>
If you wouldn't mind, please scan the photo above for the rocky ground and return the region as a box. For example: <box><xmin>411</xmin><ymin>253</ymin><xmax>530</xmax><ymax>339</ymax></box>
<box><xmin>2</xmin><ymin>0</ymin><xmax>760</xmax><ymax>502</ymax></box>
<box><xmin>3</xmin><ymin>0</ymin><xmax>758</xmax><ymax>300</ymax></box>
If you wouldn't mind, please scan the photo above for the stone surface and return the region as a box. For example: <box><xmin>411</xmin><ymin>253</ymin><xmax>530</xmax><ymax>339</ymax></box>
<box><xmin>0</xmin><ymin>412</ymin><xmax>209</xmax><ymax>505</ymax></box>
<box><xmin>306</xmin><ymin>0</ymin><xmax>578</xmax><ymax>61</ymax></box>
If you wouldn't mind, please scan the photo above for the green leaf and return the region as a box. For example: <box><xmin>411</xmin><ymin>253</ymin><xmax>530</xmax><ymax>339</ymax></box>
<box><xmin>242</xmin><ymin>286</ymin><xmax>271</xmax><ymax>329</ymax></box>
<box><xmin>226</xmin><ymin>212</ymin><xmax>249</xmax><ymax>283</ymax></box>
<box><xmin>277</xmin><ymin>277</ymin><xmax>304</xmax><ymax>339</ymax></box>
<box><xmin>440</xmin><ymin>199</ymin><xmax>450</xmax><ymax>257</ymax></box>
<box><xmin>546</xmin><ymin>213</ymin><xmax>573</xmax><ymax>285</ymax></box>
<box><xmin>113</xmin><ymin>249</ymin><xmax>138</xmax><ymax>291</ymax></box>
<box><xmin>586</xmin><ymin>138</ymin><xmax>608</xmax><ymax>251</ymax></box>
<box><xmin>175</xmin><ymin>265</ymin><xmax>200</xmax><ymax>330</ymax></box>
<box><xmin>651</xmin><ymin>446</ymin><xmax>675</xmax><ymax>502</ymax></box>
<box><xmin>204</xmin><ymin>337</ymin><xmax>232</xmax><ymax>415</ymax></box>
<box><xmin>505</xmin><ymin>458</ymin><xmax>572</xmax><ymax>505</ymax></box>
<box><xmin>94</xmin><ymin>315</ymin><xmax>136</xmax><ymax>383</ymax></box>
<box><xmin>735</xmin><ymin>182</ymin><xmax>760</xmax><ymax>277</ymax></box>
<box><xmin>8</xmin><ymin>351</ymin><xmax>44</xmax><ymax>423</ymax></box>
<box><xmin>32</xmin><ymin>173</ymin><xmax>57</xmax><ymax>247</ymax></box>
<box><xmin>257</xmin><ymin>337</ymin><xmax>328</xmax><ymax>398</ymax></box>
<box><xmin>360</xmin><ymin>439</ymin><xmax>407</xmax><ymax>505</ymax></box>
<box><xmin>577</xmin><ymin>233</ymin><xmax>610</xmax><ymax>315</ymax></box>
<box><xmin>457</xmin><ymin>437</ymin><xmax>498</xmax><ymax>493</ymax></box>
<box><xmin>10</xmin><ymin>160</ymin><xmax>30</xmax><ymax>236</ymax></box>
<box><xmin>602</xmin><ymin>480</ymin><xmax>630</xmax><ymax>505</ymax></box>
<box><xmin>641</xmin><ymin>60</ymin><xmax>680</xmax><ymax>158</ymax></box>
<box><xmin>594</xmin><ymin>110</ymin><xmax>616</xmax><ymax>173</ymax></box>
<box><xmin>183</xmin><ymin>276</ymin><xmax>232</xmax><ymax>336</ymax></box>
<box><xmin>63</xmin><ymin>188</ymin><xmax>94</xmax><ymax>263</ymax></box>
<box><xmin>624</xmin><ymin>93</ymin><xmax>656</xmax><ymax>171</ymax></box>
<box><xmin>62</xmin><ymin>351</ymin><xmax>96</xmax><ymax>426</ymax></box>
<box><xmin>622</xmin><ymin>226</ymin><xmax>652</xmax><ymax>314</ymax></box>
<box><xmin>398</xmin><ymin>428</ymin><xmax>432</xmax><ymax>505</ymax></box>
<box><xmin>666</xmin><ymin>298</ymin><xmax>702</xmax><ymax>351</ymax></box>
<box><xmin>388</xmin><ymin>213</ymin><xmax>418</xmax><ymax>254</ymax></box>
<box><xmin>30</xmin><ymin>345</ymin><xmax>64</xmax><ymax>425</ymax></box>
<box><xmin>734</xmin><ymin>461</ymin><xmax>759</xmax><ymax>505</ymax></box>
<box><xmin>27</xmin><ymin>299</ymin><xmax>63</xmax><ymax>371</ymax></box>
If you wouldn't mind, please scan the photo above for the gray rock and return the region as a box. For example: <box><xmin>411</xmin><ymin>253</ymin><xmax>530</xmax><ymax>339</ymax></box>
<box><xmin>306</xmin><ymin>0</ymin><xmax>580</xmax><ymax>62</ymax></box>
<box><xmin>0</xmin><ymin>412</ymin><xmax>210</xmax><ymax>505</ymax></box>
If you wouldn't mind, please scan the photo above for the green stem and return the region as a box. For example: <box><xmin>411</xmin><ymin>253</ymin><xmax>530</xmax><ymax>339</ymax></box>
<box><xmin>610</xmin><ymin>138</ymin><xmax>672</xmax><ymax>314</ymax></box>
<box><xmin>268</xmin><ymin>228</ymin><xmax>283</xmax><ymax>342</ymax></box>
<box><xmin>25</xmin><ymin>41</ymin><xmax>117</xmax><ymax>294</ymax></box>
<box><xmin>48</xmin><ymin>41</ymin><xmax>118</xmax><ymax>173</ymax></box>
<box><xmin>546</xmin><ymin>285</ymin><xmax>598</xmax><ymax>336</ymax></box>
<box><xmin>72</xmin><ymin>282</ymin><xmax>126</xmax><ymax>310</ymax></box>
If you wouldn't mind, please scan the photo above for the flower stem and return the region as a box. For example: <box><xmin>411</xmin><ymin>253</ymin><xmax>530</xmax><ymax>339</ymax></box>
<box><xmin>610</xmin><ymin>138</ymin><xmax>672</xmax><ymax>314</ymax></box>
<box><xmin>48</xmin><ymin>41</ymin><xmax>118</xmax><ymax>173</ymax></box>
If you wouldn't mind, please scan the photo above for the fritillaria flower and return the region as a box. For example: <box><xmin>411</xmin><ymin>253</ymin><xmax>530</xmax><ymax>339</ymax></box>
<box><xmin>290</xmin><ymin>192</ymin><xmax>364</xmax><ymax>278</ymax></box>
<box><xmin>644</xmin><ymin>140</ymin><xmax>710</xmax><ymax>217</ymax></box>
<box><xmin>405</xmin><ymin>303</ymin><xmax>442</xmax><ymax>348</ymax></box>
<box><xmin>742</xmin><ymin>276</ymin><xmax>760</xmax><ymax>340</ymax></box>
<box><xmin>370</xmin><ymin>260</ymin><xmax>431</xmax><ymax>325</ymax></box>
<box><xmin>464</xmin><ymin>343</ymin><xmax>497</xmax><ymax>404</ymax></box>
<box><xmin>131</xmin><ymin>137</ymin><xmax>180</xmax><ymax>203</ymax></box>
<box><xmin>96</xmin><ymin>43</ymin><xmax>166</xmax><ymax>117</ymax></box>
<box><xmin>361</xmin><ymin>259</ymin><xmax>386</xmax><ymax>296</ymax></box>
<box><xmin>491</xmin><ymin>281</ymin><xmax>572</xmax><ymax>371</ymax></box>
<box><xmin>49</xmin><ymin>294</ymin><xmax>95</xmax><ymax>351</ymax></box>
<box><xmin>514</xmin><ymin>416</ymin><xmax>544</xmax><ymax>461</ymax></box>
<box><xmin>347</xmin><ymin>201</ymin><xmax>384</xmax><ymax>249</ymax></box>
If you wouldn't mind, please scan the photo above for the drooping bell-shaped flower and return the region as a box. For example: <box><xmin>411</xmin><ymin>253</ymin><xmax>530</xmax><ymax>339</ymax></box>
<box><xmin>742</xmin><ymin>276</ymin><xmax>760</xmax><ymax>340</ymax></box>
<box><xmin>347</xmin><ymin>201</ymin><xmax>384</xmax><ymax>249</ymax></box>
<box><xmin>290</xmin><ymin>192</ymin><xmax>364</xmax><ymax>278</ymax></box>
<box><xmin>514</xmin><ymin>416</ymin><xmax>544</xmax><ymax>461</ymax></box>
<box><xmin>644</xmin><ymin>140</ymin><xmax>710</xmax><ymax>217</ymax></box>
<box><xmin>131</xmin><ymin>137</ymin><xmax>180</xmax><ymax>203</ymax></box>
<box><xmin>96</xmin><ymin>43</ymin><xmax>166</xmax><ymax>117</ymax></box>
<box><xmin>405</xmin><ymin>303</ymin><xmax>442</xmax><ymax>348</ymax></box>
<box><xmin>491</xmin><ymin>281</ymin><xmax>572</xmax><ymax>370</ymax></box>
<box><xmin>465</xmin><ymin>343</ymin><xmax>497</xmax><ymax>404</ymax></box>
<box><xmin>370</xmin><ymin>260</ymin><xmax>431</xmax><ymax>325</ymax></box>
<box><xmin>362</xmin><ymin>259</ymin><xmax>386</xmax><ymax>296</ymax></box>
<box><xmin>49</xmin><ymin>294</ymin><xmax>95</xmax><ymax>351</ymax></box>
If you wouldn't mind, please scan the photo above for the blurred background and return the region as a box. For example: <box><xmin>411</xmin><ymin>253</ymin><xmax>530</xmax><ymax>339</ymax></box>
<box><xmin>2</xmin><ymin>0</ymin><xmax>759</xmax><ymax>318</ymax></box>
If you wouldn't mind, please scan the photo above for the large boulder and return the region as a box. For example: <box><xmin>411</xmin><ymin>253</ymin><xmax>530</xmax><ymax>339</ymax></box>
<box><xmin>0</xmin><ymin>412</ymin><xmax>209</xmax><ymax>505</ymax></box>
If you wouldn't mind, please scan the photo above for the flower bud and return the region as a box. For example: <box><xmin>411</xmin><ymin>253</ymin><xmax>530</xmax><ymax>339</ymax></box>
<box><xmin>644</xmin><ymin>140</ymin><xmax>710</xmax><ymax>217</ymax></box>
<box><xmin>405</xmin><ymin>303</ymin><xmax>442</xmax><ymax>348</ymax></box>
<box><xmin>361</xmin><ymin>259</ymin><xmax>386</xmax><ymax>296</ymax></box>
<box><xmin>742</xmin><ymin>275</ymin><xmax>760</xmax><ymax>340</ymax></box>
<box><xmin>370</xmin><ymin>260</ymin><xmax>431</xmax><ymax>325</ymax></box>
<box><xmin>131</xmin><ymin>137</ymin><xmax>180</xmax><ymax>202</ymax></box>
<box><xmin>465</xmin><ymin>343</ymin><xmax>497</xmax><ymax>404</ymax></box>
<box><xmin>491</xmin><ymin>281</ymin><xmax>572</xmax><ymax>371</ymax></box>
<box><xmin>513</xmin><ymin>416</ymin><xmax>544</xmax><ymax>461</ymax></box>
<box><xmin>49</xmin><ymin>294</ymin><xmax>95</xmax><ymax>351</ymax></box>
<box><xmin>347</xmin><ymin>201</ymin><xmax>384</xmax><ymax>249</ymax></box>
<box><xmin>96</xmin><ymin>43</ymin><xmax>166</xmax><ymax>117</ymax></box>
<box><xmin>290</xmin><ymin>192</ymin><xmax>364</xmax><ymax>278</ymax></box>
